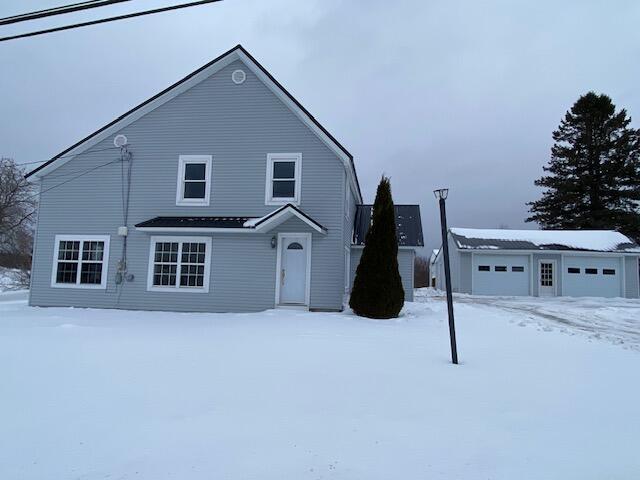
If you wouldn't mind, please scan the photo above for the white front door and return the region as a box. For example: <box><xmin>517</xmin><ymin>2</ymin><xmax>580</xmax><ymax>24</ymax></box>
<box><xmin>539</xmin><ymin>260</ymin><xmax>556</xmax><ymax>297</ymax></box>
<box><xmin>278</xmin><ymin>234</ymin><xmax>309</xmax><ymax>305</ymax></box>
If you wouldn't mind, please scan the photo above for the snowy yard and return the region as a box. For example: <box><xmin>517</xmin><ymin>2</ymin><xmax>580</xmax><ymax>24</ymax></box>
<box><xmin>0</xmin><ymin>289</ymin><xmax>639</xmax><ymax>479</ymax></box>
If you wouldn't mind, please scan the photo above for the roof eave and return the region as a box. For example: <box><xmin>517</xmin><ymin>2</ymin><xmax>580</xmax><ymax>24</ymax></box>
<box><xmin>26</xmin><ymin>44</ymin><xmax>362</xmax><ymax>203</ymax></box>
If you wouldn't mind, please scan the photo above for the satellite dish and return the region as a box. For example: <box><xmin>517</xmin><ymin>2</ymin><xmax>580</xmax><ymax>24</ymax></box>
<box><xmin>113</xmin><ymin>134</ymin><xmax>128</xmax><ymax>148</ymax></box>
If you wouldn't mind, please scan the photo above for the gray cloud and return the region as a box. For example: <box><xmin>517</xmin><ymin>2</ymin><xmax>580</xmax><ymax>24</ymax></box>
<box><xmin>1</xmin><ymin>0</ymin><xmax>639</xmax><ymax>254</ymax></box>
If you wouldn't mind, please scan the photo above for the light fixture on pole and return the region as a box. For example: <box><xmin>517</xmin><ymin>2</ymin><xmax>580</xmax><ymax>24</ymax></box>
<box><xmin>434</xmin><ymin>188</ymin><xmax>458</xmax><ymax>364</ymax></box>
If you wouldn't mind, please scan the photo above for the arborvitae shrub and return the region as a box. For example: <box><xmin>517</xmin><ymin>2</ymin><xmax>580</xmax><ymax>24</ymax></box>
<box><xmin>349</xmin><ymin>176</ymin><xmax>404</xmax><ymax>319</ymax></box>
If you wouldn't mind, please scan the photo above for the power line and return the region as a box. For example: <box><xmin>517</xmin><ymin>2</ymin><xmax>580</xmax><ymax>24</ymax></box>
<box><xmin>0</xmin><ymin>0</ymin><xmax>132</xmax><ymax>26</ymax></box>
<box><xmin>24</xmin><ymin>158</ymin><xmax>121</xmax><ymax>202</ymax></box>
<box><xmin>0</xmin><ymin>0</ymin><xmax>223</xmax><ymax>42</ymax></box>
<box><xmin>15</xmin><ymin>146</ymin><xmax>122</xmax><ymax>166</ymax></box>
<box><xmin>2</xmin><ymin>158</ymin><xmax>121</xmax><ymax>235</ymax></box>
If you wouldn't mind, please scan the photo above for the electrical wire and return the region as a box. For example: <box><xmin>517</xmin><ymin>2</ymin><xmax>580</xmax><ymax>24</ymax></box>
<box><xmin>22</xmin><ymin>158</ymin><xmax>121</xmax><ymax>202</ymax></box>
<box><xmin>0</xmin><ymin>0</ymin><xmax>133</xmax><ymax>26</ymax></box>
<box><xmin>1</xmin><ymin>158</ymin><xmax>121</xmax><ymax>235</ymax></box>
<box><xmin>16</xmin><ymin>146</ymin><xmax>122</xmax><ymax>167</ymax></box>
<box><xmin>0</xmin><ymin>0</ymin><xmax>223</xmax><ymax>42</ymax></box>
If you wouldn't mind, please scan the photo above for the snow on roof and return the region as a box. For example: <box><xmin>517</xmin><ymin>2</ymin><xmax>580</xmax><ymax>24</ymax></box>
<box><xmin>450</xmin><ymin>228</ymin><xmax>640</xmax><ymax>253</ymax></box>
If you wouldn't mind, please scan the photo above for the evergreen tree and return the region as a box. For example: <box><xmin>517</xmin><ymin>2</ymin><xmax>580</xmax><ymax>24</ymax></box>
<box><xmin>527</xmin><ymin>92</ymin><xmax>640</xmax><ymax>241</ymax></box>
<box><xmin>349</xmin><ymin>176</ymin><xmax>404</xmax><ymax>319</ymax></box>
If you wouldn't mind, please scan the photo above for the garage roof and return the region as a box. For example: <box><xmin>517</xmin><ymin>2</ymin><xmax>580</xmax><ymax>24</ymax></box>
<box><xmin>450</xmin><ymin>228</ymin><xmax>640</xmax><ymax>253</ymax></box>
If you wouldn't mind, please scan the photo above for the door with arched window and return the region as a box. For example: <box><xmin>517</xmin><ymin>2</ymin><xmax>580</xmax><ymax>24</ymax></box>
<box><xmin>278</xmin><ymin>234</ymin><xmax>310</xmax><ymax>305</ymax></box>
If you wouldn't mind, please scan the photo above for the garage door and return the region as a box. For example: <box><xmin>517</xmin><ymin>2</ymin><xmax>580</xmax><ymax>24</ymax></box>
<box><xmin>472</xmin><ymin>255</ymin><xmax>530</xmax><ymax>296</ymax></box>
<box><xmin>563</xmin><ymin>256</ymin><xmax>622</xmax><ymax>298</ymax></box>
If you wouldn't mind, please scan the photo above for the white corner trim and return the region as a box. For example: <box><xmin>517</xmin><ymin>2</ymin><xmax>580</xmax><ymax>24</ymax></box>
<box><xmin>265</xmin><ymin>153</ymin><xmax>302</xmax><ymax>206</ymax></box>
<box><xmin>274</xmin><ymin>232</ymin><xmax>312</xmax><ymax>307</ymax></box>
<box><xmin>146</xmin><ymin>236</ymin><xmax>212</xmax><ymax>293</ymax></box>
<box><xmin>175</xmin><ymin>155</ymin><xmax>212</xmax><ymax>206</ymax></box>
<box><xmin>50</xmin><ymin>234</ymin><xmax>111</xmax><ymax>289</ymax></box>
<box><xmin>344</xmin><ymin>245</ymin><xmax>351</xmax><ymax>292</ymax></box>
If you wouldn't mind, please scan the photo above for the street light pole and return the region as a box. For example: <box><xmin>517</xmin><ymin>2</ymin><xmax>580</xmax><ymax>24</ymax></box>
<box><xmin>434</xmin><ymin>188</ymin><xmax>458</xmax><ymax>365</ymax></box>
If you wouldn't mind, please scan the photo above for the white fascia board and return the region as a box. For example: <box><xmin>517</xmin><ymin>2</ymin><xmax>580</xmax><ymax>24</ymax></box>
<box><xmin>32</xmin><ymin>48</ymin><xmax>362</xmax><ymax>204</ymax></box>
<box><xmin>32</xmin><ymin>53</ymin><xmax>240</xmax><ymax>179</ymax></box>
<box><xmin>235</xmin><ymin>50</ymin><xmax>362</xmax><ymax>204</ymax></box>
<box><xmin>254</xmin><ymin>207</ymin><xmax>326</xmax><ymax>234</ymax></box>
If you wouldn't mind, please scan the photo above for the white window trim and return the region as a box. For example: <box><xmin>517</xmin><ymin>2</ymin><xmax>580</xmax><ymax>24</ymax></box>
<box><xmin>50</xmin><ymin>235</ymin><xmax>110</xmax><ymax>289</ymax></box>
<box><xmin>265</xmin><ymin>153</ymin><xmax>302</xmax><ymax>206</ymax></box>
<box><xmin>175</xmin><ymin>155</ymin><xmax>212</xmax><ymax>206</ymax></box>
<box><xmin>146</xmin><ymin>236</ymin><xmax>212</xmax><ymax>293</ymax></box>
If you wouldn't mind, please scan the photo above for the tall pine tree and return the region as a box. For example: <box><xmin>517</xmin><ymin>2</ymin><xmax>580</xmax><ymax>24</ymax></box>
<box><xmin>349</xmin><ymin>176</ymin><xmax>404</xmax><ymax>319</ymax></box>
<box><xmin>527</xmin><ymin>92</ymin><xmax>640</xmax><ymax>241</ymax></box>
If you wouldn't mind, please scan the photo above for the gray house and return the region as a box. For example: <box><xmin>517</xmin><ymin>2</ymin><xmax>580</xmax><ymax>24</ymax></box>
<box><xmin>432</xmin><ymin>228</ymin><xmax>640</xmax><ymax>298</ymax></box>
<box><xmin>26</xmin><ymin>45</ymin><xmax>423</xmax><ymax>313</ymax></box>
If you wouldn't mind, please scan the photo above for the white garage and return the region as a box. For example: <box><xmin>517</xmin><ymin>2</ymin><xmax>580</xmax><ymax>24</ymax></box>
<box><xmin>432</xmin><ymin>228</ymin><xmax>640</xmax><ymax>299</ymax></box>
<box><xmin>472</xmin><ymin>254</ymin><xmax>530</xmax><ymax>296</ymax></box>
<box><xmin>563</xmin><ymin>256</ymin><xmax>623</xmax><ymax>298</ymax></box>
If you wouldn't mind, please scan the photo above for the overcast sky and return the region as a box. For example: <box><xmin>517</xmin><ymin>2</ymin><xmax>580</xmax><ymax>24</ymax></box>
<box><xmin>1</xmin><ymin>0</ymin><xmax>639</xmax><ymax>254</ymax></box>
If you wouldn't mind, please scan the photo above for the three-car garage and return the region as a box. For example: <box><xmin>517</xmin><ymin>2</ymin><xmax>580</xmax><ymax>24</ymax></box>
<box><xmin>434</xmin><ymin>228</ymin><xmax>640</xmax><ymax>299</ymax></box>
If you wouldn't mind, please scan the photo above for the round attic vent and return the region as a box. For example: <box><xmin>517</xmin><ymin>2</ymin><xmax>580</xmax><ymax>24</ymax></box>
<box><xmin>113</xmin><ymin>134</ymin><xmax>128</xmax><ymax>147</ymax></box>
<box><xmin>231</xmin><ymin>69</ymin><xmax>246</xmax><ymax>85</ymax></box>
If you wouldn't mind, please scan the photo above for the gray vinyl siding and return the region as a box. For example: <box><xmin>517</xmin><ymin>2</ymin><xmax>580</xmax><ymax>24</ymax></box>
<box><xmin>349</xmin><ymin>247</ymin><xmax>415</xmax><ymax>301</ymax></box>
<box><xmin>624</xmin><ymin>256</ymin><xmax>639</xmax><ymax>298</ymax></box>
<box><xmin>30</xmin><ymin>59</ymin><xmax>348</xmax><ymax>312</ymax></box>
<box><xmin>458</xmin><ymin>252</ymin><xmax>472</xmax><ymax>294</ymax></box>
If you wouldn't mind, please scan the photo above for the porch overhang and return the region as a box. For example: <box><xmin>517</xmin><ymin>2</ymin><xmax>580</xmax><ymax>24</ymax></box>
<box><xmin>134</xmin><ymin>204</ymin><xmax>327</xmax><ymax>235</ymax></box>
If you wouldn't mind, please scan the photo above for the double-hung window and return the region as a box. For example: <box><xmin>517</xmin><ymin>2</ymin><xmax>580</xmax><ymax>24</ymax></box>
<box><xmin>147</xmin><ymin>236</ymin><xmax>211</xmax><ymax>292</ymax></box>
<box><xmin>176</xmin><ymin>155</ymin><xmax>212</xmax><ymax>206</ymax></box>
<box><xmin>265</xmin><ymin>153</ymin><xmax>301</xmax><ymax>205</ymax></box>
<box><xmin>51</xmin><ymin>235</ymin><xmax>110</xmax><ymax>289</ymax></box>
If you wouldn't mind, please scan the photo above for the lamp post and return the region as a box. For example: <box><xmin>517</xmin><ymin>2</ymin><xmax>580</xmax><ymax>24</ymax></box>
<box><xmin>434</xmin><ymin>188</ymin><xmax>458</xmax><ymax>365</ymax></box>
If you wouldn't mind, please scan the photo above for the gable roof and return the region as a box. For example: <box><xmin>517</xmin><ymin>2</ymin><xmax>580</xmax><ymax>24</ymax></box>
<box><xmin>352</xmin><ymin>204</ymin><xmax>424</xmax><ymax>247</ymax></box>
<box><xmin>242</xmin><ymin>204</ymin><xmax>326</xmax><ymax>234</ymax></box>
<box><xmin>450</xmin><ymin>228</ymin><xmax>640</xmax><ymax>253</ymax></box>
<box><xmin>26</xmin><ymin>45</ymin><xmax>362</xmax><ymax>202</ymax></box>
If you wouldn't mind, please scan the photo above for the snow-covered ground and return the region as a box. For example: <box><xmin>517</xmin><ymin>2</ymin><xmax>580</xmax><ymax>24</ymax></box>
<box><xmin>419</xmin><ymin>289</ymin><xmax>640</xmax><ymax>351</ymax></box>
<box><xmin>1</xmin><ymin>290</ymin><xmax>639</xmax><ymax>479</ymax></box>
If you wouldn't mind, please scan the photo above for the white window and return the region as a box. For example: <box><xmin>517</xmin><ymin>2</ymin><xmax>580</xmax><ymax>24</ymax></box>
<box><xmin>176</xmin><ymin>155</ymin><xmax>212</xmax><ymax>206</ymax></box>
<box><xmin>147</xmin><ymin>236</ymin><xmax>211</xmax><ymax>293</ymax></box>
<box><xmin>265</xmin><ymin>153</ymin><xmax>301</xmax><ymax>205</ymax></box>
<box><xmin>51</xmin><ymin>235</ymin><xmax>110</xmax><ymax>289</ymax></box>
